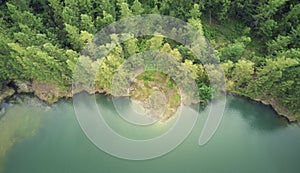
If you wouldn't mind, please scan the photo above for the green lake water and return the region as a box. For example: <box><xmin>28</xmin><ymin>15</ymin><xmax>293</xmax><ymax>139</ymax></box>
<box><xmin>1</xmin><ymin>94</ymin><xmax>300</xmax><ymax>173</ymax></box>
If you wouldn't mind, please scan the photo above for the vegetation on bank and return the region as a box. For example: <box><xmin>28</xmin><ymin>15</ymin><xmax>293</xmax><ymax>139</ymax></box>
<box><xmin>0</xmin><ymin>0</ymin><xmax>299</xmax><ymax>120</ymax></box>
<box><xmin>130</xmin><ymin>70</ymin><xmax>181</xmax><ymax>121</ymax></box>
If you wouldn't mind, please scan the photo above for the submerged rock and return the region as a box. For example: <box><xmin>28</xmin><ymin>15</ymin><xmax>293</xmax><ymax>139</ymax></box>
<box><xmin>0</xmin><ymin>87</ymin><xmax>15</xmax><ymax>104</ymax></box>
<box><xmin>0</xmin><ymin>106</ymin><xmax>5</xmax><ymax>117</ymax></box>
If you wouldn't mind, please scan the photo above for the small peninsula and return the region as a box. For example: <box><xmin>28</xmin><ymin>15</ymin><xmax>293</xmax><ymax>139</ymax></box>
<box><xmin>129</xmin><ymin>70</ymin><xmax>181</xmax><ymax>121</ymax></box>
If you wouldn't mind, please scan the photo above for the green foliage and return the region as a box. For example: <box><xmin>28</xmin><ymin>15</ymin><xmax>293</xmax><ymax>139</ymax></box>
<box><xmin>188</xmin><ymin>4</ymin><xmax>202</xmax><ymax>19</ymax></box>
<box><xmin>65</xmin><ymin>23</ymin><xmax>83</xmax><ymax>51</ymax></box>
<box><xmin>243</xmin><ymin>58</ymin><xmax>300</xmax><ymax>115</ymax></box>
<box><xmin>48</xmin><ymin>0</ymin><xmax>63</xmax><ymax>27</ymax></box>
<box><xmin>0</xmin><ymin>0</ymin><xmax>299</xmax><ymax>119</ymax></box>
<box><xmin>80</xmin><ymin>14</ymin><xmax>96</xmax><ymax>34</ymax></box>
<box><xmin>253</xmin><ymin>0</ymin><xmax>287</xmax><ymax>37</ymax></box>
<box><xmin>220</xmin><ymin>42</ymin><xmax>245</xmax><ymax>62</ymax></box>
<box><xmin>131</xmin><ymin>0</ymin><xmax>144</xmax><ymax>15</ymax></box>
<box><xmin>267</xmin><ymin>35</ymin><xmax>292</xmax><ymax>54</ymax></box>
<box><xmin>167</xmin><ymin>80</ymin><xmax>174</xmax><ymax>88</ymax></box>
<box><xmin>95</xmin><ymin>11</ymin><xmax>115</xmax><ymax>28</ymax></box>
<box><xmin>232</xmin><ymin>59</ymin><xmax>255</xmax><ymax>87</ymax></box>
<box><xmin>72</xmin><ymin>56</ymin><xmax>96</xmax><ymax>90</ymax></box>
<box><xmin>123</xmin><ymin>37</ymin><xmax>139</xmax><ymax>57</ymax></box>
<box><xmin>95</xmin><ymin>48</ymin><xmax>125</xmax><ymax>92</ymax></box>
<box><xmin>62</xmin><ymin>6</ymin><xmax>79</xmax><ymax>27</ymax></box>
<box><xmin>137</xmin><ymin>70</ymin><xmax>157</xmax><ymax>82</ymax></box>
<box><xmin>197</xmin><ymin>83</ymin><xmax>212</xmax><ymax>101</ymax></box>
<box><xmin>118</xmin><ymin>1</ymin><xmax>133</xmax><ymax>19</ymax></box>
<box><xmin>6</xmin><ymin>3</ymin><xmax>44</xmax><ymax>31</ymax></box>
<box><xmin>146</xmin><ymin>36</ymin><xmax>163</xmax><ymax>50</ymax></box>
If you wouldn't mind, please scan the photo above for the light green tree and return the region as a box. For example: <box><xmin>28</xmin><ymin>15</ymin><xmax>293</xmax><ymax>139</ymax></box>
<box><xmin>118</xmin><ymin>2</ymin><xmax>133</xmax><ymax>19</ymax></box>
<box><xmin>188</xmin><ymin>4</ymin><xmax>202</xmax><ymax>19</ymax></box>
<box><xmin>80</xmin><ymin>14</ymin><xmax>96</xmax><ymax>34</ymax></box>
<box><xmin>232</xmin><ymin>59</ymin><xmax>255</xmax><ymax>87</ymax></box>
<box><xmin>146</xmin><ymin>36</ymin><xmax>164</xmax><ymax>50</ymax></box>
<box><xmin>65</xmin><ymin>23</ymin><xmax>82</xmax><ymax>51</ymax></box>
<box><xmin>131</xmin><ymin>0</ymin><xmax>144</xmax><ymax>15</ymax></box>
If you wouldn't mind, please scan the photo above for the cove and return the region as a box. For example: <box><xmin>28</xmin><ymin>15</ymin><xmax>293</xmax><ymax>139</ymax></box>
<box><xmin>1</xmin><ymin>94</ymin><xmax>300</xmax><ymax>173</ymax></box>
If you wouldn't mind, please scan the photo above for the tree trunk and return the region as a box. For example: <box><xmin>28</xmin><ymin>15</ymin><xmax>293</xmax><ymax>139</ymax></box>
<box><xmin>209</xmin><ymin>8</ymin><xmax>212</xmax><ymax>26</ymax></box>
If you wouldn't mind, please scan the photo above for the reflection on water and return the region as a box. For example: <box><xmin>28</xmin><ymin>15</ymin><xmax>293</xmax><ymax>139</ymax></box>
<box><xmin>95</xmin><ymin>94</ymin><xmax>177</xmax><ymax>140</ymax></box>
<box><xmin>0</xmin><ymin>94</ymin><xmax>299</xmax><ymax>173</ymax></box>
<box><xmin>0</xmin><ymin>96</ymin><xmax>45</xmax><ymax>173</ymax></box>
<box><xmin>226</xmin><ymin>95</ymin><xmax>288</xmax><ymax>132</ymax></box>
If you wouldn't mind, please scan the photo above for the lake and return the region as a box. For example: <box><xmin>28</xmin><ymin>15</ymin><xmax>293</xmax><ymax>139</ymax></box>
<box><xmin>1</xmin><ymin>94</ymin><xmax>300</xmax><ymax>173</ymax></box>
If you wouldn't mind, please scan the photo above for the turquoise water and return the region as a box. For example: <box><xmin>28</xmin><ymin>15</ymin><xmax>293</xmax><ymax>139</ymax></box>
<box><xmin>1</xmin><ymin>95</ymin><xmax>300</xmax><ymax>173</ymax></box>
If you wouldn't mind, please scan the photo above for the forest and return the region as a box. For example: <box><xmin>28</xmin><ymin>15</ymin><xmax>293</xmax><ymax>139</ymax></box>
<box><xmin>0</xmin><ymin>0</ymin><xmax>299</xmax><ymax>120</ymax></box>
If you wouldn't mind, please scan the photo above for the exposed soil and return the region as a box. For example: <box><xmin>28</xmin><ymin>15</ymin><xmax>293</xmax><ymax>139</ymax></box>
<box><xmin>129</xmin><ymin>71</ymin><xmax>181</xmax><ymax>122</ymax></box>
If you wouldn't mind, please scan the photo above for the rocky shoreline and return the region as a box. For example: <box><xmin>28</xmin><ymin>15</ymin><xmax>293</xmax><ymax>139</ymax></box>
<box><xmin>0</xmin><ymin>80</ymin><xmax>298</xmax><ymax>123</ymax></box>
<box><xmin>0</xmin><ymin>87</ymin><xmax>15</xmax><ymax>104</ymax></box>
<box><xmin>0</xmin><ymin>80</ymin><xmax>108</xmax><ymax>113</ymax></box>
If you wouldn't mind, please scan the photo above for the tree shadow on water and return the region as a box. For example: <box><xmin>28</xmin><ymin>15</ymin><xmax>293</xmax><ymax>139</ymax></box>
<box><xmin>226</xmin><ymin>95</ymin><xmax>289</xmax><ymax>132</ymax></box>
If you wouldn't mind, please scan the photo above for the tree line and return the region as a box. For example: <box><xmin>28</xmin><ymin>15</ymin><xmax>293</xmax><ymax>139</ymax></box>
<box><xmin>0</xmin><ymin>0</ymin><xmax>299</xmax><ymax>119</ymax></box>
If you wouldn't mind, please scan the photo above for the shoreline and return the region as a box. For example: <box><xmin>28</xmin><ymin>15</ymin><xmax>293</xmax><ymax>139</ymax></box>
<box><xmin>0</xmin><ymin>81</ymin><xmax>298</xmax><ymax>123</ymax></box>
<box><xmin>226</xmin><ymin>91</ymin><xmax>298</xmax><ymax>122</ymax></box>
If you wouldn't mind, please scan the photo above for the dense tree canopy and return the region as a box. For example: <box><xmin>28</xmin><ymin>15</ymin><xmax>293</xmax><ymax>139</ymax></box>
<box><xmin>0</xmin><ymin>0</ymin><xmax>299</xmax><ymax>119</ymax></box>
